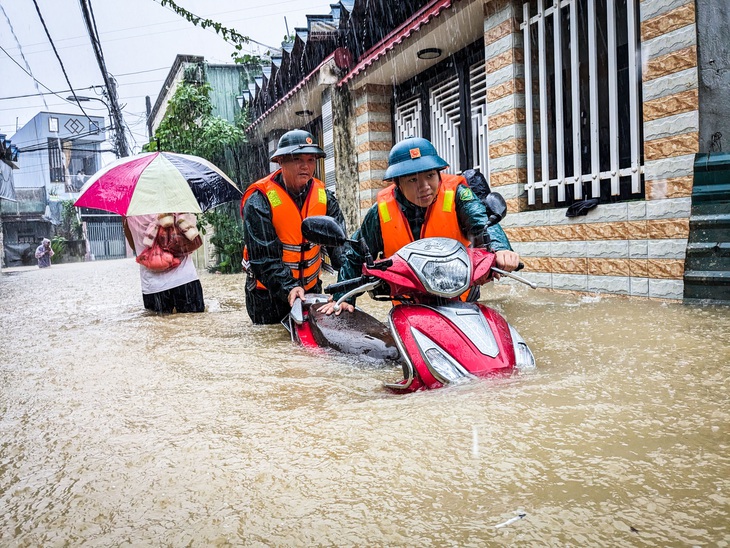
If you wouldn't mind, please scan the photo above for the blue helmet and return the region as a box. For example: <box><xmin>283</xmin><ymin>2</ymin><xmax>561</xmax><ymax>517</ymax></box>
<box><xmin>383</xmin><ymin>137</ymin><xmax>449</xmax><ymax>181</ymax></box>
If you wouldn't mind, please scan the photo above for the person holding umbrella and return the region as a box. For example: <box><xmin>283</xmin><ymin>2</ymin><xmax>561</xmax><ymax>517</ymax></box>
<box><xmin>123</xmin><ymin>213</ymin><xmax>204</xmax><ymax>314</ymax></box>
<box><xmin>73</xmin><ymin>150</ymin><xmax>244</xmax><ymax>314</ymax></box>
<box><xmin>240</xmin><ymin>129</ymin><xmax>347</xmax><ymax>324</ymax></box>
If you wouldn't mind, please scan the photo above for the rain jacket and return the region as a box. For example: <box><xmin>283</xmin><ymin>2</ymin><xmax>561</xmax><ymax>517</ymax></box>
<box><xmin>241</xmin><ymin>171</ymin><xmax>346</xmax><ymax>307</ymax></box>
<box><xmin>35</xmin><ymin>238</ymin><xmax>54</xmax><ymax>268</ymax></box>
<box><xmin>336</xmin><ymin>177</ymin><xmax>512</xmax><ymax>302</ymax></box>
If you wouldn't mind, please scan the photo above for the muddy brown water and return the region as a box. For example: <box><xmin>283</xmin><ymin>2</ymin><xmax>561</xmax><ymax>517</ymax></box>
<box><xmin>1</xmin><ymin>259</ymin><xmax>728</xmax><ymax>546</ymax></box>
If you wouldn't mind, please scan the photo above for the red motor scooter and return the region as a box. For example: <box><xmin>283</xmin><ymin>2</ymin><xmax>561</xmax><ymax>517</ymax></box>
<box><xmin>284</xmin><ymin>193</ymin><xmax>536</xmax><ymax>392</ymax></box>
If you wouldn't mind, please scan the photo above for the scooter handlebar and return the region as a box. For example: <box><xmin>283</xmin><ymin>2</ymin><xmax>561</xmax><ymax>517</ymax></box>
<box><xmin>324</xmin><ymin>276</ymin><xmax>367</xmax><ymax>295</ymax></box>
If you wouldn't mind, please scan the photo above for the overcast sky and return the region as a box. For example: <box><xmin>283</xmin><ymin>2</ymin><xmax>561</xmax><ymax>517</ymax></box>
<box><xmin>0</xmin><ymin>0</ymin><xmax>328</xmax><ymax>159</ymax></box>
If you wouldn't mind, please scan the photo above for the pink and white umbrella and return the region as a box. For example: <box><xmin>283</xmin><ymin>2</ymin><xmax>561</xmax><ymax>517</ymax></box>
<box><xmin>74</xmin><ymin>152</ymin><xmax>242</xmax><ymax>215</ymax></box>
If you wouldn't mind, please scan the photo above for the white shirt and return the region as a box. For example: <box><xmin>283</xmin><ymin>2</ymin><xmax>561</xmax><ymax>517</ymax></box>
<box><xmin>125</xmin><ymin>214</ymin><xmax>199</xmax><ymax>294</ymax></box>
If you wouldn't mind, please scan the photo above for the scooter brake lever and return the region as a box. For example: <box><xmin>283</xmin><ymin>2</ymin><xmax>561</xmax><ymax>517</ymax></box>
<box><xmin>369</xmin><ymin>258</ymin><xmax>393</xmax><ymax>271</ymax></box>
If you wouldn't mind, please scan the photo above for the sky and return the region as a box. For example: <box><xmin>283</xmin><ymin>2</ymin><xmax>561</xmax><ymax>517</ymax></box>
<box><xmin>0</xmin><ymin>0</ymin><xmax>329</xmax><ymax>161</ymax></box>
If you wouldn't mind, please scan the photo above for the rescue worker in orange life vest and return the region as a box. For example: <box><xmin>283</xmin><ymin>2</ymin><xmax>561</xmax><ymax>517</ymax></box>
<box><xmin>319</xmin><ymin>136</ymin><xmax>520</xmax><ymax>316</ymax></box>
<box><xmin>240</xmin><ymin>129</ymin><xmax>347</xmax><ymax>324</ymax></box>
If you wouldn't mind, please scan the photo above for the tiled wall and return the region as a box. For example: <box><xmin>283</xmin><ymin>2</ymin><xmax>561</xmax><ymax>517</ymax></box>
<box><xmin>483</xmin><ymin>0</ymin><xmax>526</xmax><ymax>215</ymax></box>
<box><xmin>485</xmin><ymin>0</ymin><xmax>697</xmax><ymax>300</ymax></box>
<box><xmin>353</xmin><ymin>85</ymin><xmax>393</xmax><ymax>222</ymax></box>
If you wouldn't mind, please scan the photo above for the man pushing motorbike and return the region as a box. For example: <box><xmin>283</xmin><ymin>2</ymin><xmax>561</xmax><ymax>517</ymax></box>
<box><xmin>241</xmin><ymin>129</ymin><xmax>347</xmax><ymax>324</ymax></box>
<box><xmin>319</xmin><ymin>136</ymin><xmax>520</xmax><ymax>315</ymax></box>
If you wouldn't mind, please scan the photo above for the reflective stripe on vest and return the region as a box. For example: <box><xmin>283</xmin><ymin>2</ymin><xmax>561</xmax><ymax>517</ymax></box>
<box><xmin>241</xmin><ymin>170</ymin><xmax>327</xmax><ymax>291</ymax></box>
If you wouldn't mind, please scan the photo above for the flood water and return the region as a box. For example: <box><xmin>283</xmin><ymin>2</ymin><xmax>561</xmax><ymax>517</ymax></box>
<box><xmin>1</xmin><ymin>258</ymin><xmax>728</xmax><ymax>546</ymax></box>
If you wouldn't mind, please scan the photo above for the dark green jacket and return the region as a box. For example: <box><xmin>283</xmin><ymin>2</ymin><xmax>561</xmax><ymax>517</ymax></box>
<box><xmin>337</xmin><ymin>183</ymin><xmax>512</xmax><ymax>300</ymax></box>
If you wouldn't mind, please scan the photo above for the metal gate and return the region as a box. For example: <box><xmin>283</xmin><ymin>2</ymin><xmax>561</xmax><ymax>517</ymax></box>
<box><xmin>86</xmin><ymin>220</ymin><xmax>126</xmax><ymax>260</ymax></box>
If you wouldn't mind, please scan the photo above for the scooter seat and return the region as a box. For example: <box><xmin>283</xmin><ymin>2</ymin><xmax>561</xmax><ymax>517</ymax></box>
<box><xmin>308</xmin><ymin>307</ymin><xmax>400</xmax><ymax>361</ymax></box>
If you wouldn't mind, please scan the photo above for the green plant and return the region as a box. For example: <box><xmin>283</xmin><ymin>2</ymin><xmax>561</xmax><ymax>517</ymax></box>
<box><xmin>50</xmin><ymin>236</ymin><xmax>67</xmax><ymax>263</ymax></box>
<box><xmin>202</xmin><ymin>206</ymin><xmax>244</xmax><ymax>274</ymax></box>
<box><xmin>59</xmin><ymin>200</ymin><xmax>82</xmax><ymax>240</ymax></box>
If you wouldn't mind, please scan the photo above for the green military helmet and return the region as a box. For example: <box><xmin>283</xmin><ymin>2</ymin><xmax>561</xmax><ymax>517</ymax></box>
<box><xmin>384</xmin><ymin>137</ymin><xmax>449</xmax><ymax>181</ymax></box>
<box><xmin>270</xmin><ymin>129</ymin><xmax>326</xmax><ymax>161</ymax></box>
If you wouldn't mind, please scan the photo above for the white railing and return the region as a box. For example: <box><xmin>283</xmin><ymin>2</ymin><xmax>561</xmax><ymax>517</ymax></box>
<box><xmin>521</xmin><ymin>0</ymin><xmax>643</xmax><ymax>205</ymax></box>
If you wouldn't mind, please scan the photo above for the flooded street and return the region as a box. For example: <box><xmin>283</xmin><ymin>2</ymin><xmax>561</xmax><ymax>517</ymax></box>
<box><xmin>1</xmin><ymin>258</ymin><xmax>728</xmax><ymax>546</ymax></box>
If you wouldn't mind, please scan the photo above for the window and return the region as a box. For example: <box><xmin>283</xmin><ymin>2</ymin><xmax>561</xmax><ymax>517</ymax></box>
<box><xmin>48</xmin><ymin>138</ymin><xmax>65</xmax><ymax>183</ymax></box>
<box><xmin>393</xmin><ymin>40</ymin><xmax>485</xmax><ymax>174</ymax></box>
<box><xmin>521</xmin><ymin>0</ymin><xmax>644</xmax><ymax>207</ymax></box>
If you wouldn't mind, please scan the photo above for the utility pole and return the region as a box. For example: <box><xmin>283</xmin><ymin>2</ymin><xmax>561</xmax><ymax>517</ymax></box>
<box><xmin>77</xmin><ymin>0</ymin><xmax>130</xmax><ymax>157</ymax></box>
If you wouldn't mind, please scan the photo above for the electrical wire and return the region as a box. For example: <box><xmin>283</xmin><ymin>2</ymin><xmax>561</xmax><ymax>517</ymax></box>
<box><xmin>30</xmin><ymin>0</ymin><xmax>94</xmax><ymax>125</ymax></box>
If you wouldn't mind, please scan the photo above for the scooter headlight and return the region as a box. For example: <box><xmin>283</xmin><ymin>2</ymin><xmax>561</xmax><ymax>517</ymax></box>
<box><xmin>412</xmin><ymin>328</ymin><xmax>471</xmax><ymax>384</ymax></box>
<box><xmin>398</xmin><ymin>238</ymin><xmax>471</xmax><ymax>298</ymax></box>
<box><xmin>509</xmin><ymin>325</ymin><xmax>536</xmax><ymax>371</ymax></box>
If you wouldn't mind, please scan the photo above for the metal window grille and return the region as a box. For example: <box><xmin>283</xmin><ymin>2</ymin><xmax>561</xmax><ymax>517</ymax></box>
<box><xmin>86</xmin><ymin>221</ymin><xmax>126</xmax><ymax>260</ymax></box>
<box><xmin>430</xmin><ymin>74</ymin><xmax>461</xmax><ymax>172</ymax></box>
<box><xmin>48</xmin><ymin>138</ymin><xmax>65</xmax><ymax>183</ymax></box>
<box><xmin>394</xmin><ymin>96</ymin><xmax>422</xmax><ymax>142</ymax></box>
<box><xmin>469</xmin><ymin>60</ymin><xmax>489</xmax><ymax>175</ymax></box>
<box><xmin>521</xmin><ymin>0</ymin><xmax>643</xmax><ymax>205</ymax></box>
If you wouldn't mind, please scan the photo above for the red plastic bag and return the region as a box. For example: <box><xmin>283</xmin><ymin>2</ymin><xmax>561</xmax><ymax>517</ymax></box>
<box><xmin>136</xmin><ymin>244</ymin><xmax>181</xmax><ymax>272</ymax></box>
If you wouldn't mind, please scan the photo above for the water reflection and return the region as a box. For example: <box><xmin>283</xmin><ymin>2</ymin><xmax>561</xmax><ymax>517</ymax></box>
<box><xmin>1</xmin><ymin>259</ymin><xmax>728</xmax><ymax>545</ymax></box>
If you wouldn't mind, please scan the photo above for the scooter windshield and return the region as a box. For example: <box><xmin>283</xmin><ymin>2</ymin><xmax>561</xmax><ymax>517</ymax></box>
<box><xmin>396</xmin><ymin>238</ymin><xmax>471</xmax><ymax>298</ymax></box>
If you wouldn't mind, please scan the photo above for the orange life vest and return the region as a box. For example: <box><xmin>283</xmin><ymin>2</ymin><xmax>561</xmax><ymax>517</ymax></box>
<box><xmin>241</xmin><ymin>170</ymin><xmax>328</xmax><ymax>291</ymax></box>
<box><xmin>376</xmin><ymin>173</ymin><xmax>471</xmax><ymax>257</ymax></box>
<box><xmin>377</xmin><ymin>173</ymin><xmax>474</xmax><ymax>302</ymax></box>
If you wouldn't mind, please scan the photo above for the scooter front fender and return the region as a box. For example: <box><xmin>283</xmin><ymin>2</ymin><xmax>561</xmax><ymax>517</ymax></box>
<box><xmin>386</xmin><ymin>303</ymin><xmax>516</xmax><ymax>392</ymax></box>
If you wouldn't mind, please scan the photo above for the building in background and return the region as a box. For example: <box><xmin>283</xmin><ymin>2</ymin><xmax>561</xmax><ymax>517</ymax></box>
<box><xmin>6</xmin><ymin>111</ymin><xmax>125</xmax><ymax>263</ymax></box>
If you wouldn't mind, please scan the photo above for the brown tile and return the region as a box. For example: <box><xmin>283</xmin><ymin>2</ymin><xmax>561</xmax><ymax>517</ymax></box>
<box><xmin>644</xmin><ymin>132</ymin><xmax>699</xmax><ymax>160</ymax></box>
<box><xmin>354</xmin><ymin>102</ymin><xmax>391</xmax><ymax>117</ymax></box>
<box><xmin>358</xmin><ymin>178</ymin><xmax>388</xmax><ymax>191</ymax></box>
<box><xmin>356</xmin><ymin>121</ymin><xmax>392</xmax><ymax>135</ymax></box>
<box><xmin>487</xmin><ymin>79</ymin><xmax>525</xmax><ymax>102</ymax></box>
<box><xmin>489</xmin><ymin>138</ymin><xmax>527</xmax><ymax>158</ymax></box>
<box><xmin>524</xmin><ymin>256</ymin><xmax>552</xmax><ymax>272</ymax></box>
<box><xmin>646</xmin><ymin>176</ymin><xmax>694</xmax><ymax>199</ymax></box>
<box><xmin>629</xmin><ymin>258</ymin><xmax>650</xmax><ymax>277</ymax></box>
<box><xmin>647</xmin><ymin>258</ymin><xmax>685</xmax><ymax>279</ymax></box>
<box><xmin>588</xmin><ymin>258</ymin><xmax>631</xmax><ymax>276</ymax></box>
<box><xmin>490</xmin><ymin>167</ymin><xmax>527</xmax><ymax>187</ymax></box>
<box><xmin>359</xmin><ymin>198</ymin><xmax>375</xmax><ymax>209</ymax></box>
<box><xmin>486</xmin><ymin>49</ymin><xmax>523</xmax><ymax>74</ymax></box>
<box><xmin>641</xmin><ymin>2</ymin><xmax>695</xmax><ymax>42</ymax></box>
<box><xmin>505</xmin><ymin>197</ymin><xmax>520</xmax><ymax>214</ymax></box>
<box><xmin>582</xmin><ymin>222</ymin><xmax>627</xmax><ymax>240</ymax></box>
<box><xmin>553</xmin><ymin>257</ymin><xmax>588</xmax><ymax>275</ymax></box>
<box><xmin>643</xmin><ymin>89</ymin><xmax>698</xmax><ymax>122</ymax></box>
<box><xmin>356</xmin><ymin>140</ymin><xmax>392</xmax><ymax>154</ymax></box>
<box><xmin>357</xmin><ymin>159</ymin><xmax>388</xmax><ymax>173</ymax></box>
<box><xmin>644</xmin><ymin>46</ymin><xmax>697</xmax><ymax>82</ymax></box>
<box><xmin>485</xmin><ymin>17</ymin><xmax>518</xmax><ymax>46</ymax></box>
<box><xmin>647</xmin><ymin>218</ymin><xmax>690</xmax><ymax>239</ymax></box>
<box><xmin>625</xmin><ymin>221</ymin><xmax>648</xmax><ymax>239</ymax></box>
<box><xmin>484</xmin><ymin>0</ymin><xmax>514</xmax><ymax>18</ymax></box>
<box><xmin>488</xmin><ymin>108</ymin><xmax>526</xmax><ymax>131</ymax></box>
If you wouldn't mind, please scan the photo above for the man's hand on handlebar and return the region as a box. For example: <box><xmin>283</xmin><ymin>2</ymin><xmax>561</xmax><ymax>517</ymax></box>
<box><xmin>288</xmin><ymin>286</ymin><xmax>306</xmax><ymax>307</ymax></box>
<box><xmin>318</xmin><ymin>300</ymin><xmax>354</xmax><ymax>315</ymax></box>
<box><xmin>492</xmin><ymin>250</ymin><xmax>521</xmax><ymax>280</ymax></box>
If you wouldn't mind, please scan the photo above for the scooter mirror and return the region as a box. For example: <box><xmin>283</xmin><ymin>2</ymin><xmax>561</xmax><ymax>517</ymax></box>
<box><xmin>302</xmin><ymin>215</ymin><xmax>348</xmax><ymax>247</ymax></box>
<box><xmin>484</xmin><ymin>192</ymin><xmax>507</xmax><ymax>225</ymax></box>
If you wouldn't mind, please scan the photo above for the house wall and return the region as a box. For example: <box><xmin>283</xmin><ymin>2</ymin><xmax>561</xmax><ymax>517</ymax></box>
<box><xmin>489</xmin><ymin>0</ymin><xmax>698</xmax><ymax>300</ymax></box>
<box><xmin>354</xmin><ymin>85</ymin><xmax>393</xmax><ymax>222</ymax></box>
